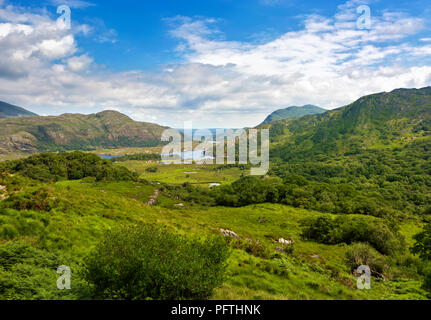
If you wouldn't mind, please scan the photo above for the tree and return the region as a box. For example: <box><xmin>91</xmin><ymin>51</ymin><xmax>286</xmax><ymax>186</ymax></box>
<box><xmin>411</xmin><ymin>224</ymin><xmax>431</xmax><ymax>261</ymax></box>
<box><xmin>411</xmin><ymin>224</ymin><xmax>431</xmax><ymax>293</ymax></box>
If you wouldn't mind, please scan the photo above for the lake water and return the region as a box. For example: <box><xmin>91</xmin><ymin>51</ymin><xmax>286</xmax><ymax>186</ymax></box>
<box><xmin>161</xmin><ymin>149</ymin><xmax>214</xmax><ymax>161</ymax></box>
<box><xmin>99</xmin><ymin>154</ymin><xmax>123</xmax><ymax>160</ymax></box>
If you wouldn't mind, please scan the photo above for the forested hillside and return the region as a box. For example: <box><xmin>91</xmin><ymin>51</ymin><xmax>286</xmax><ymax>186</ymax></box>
<box><xmin>246</xmin><ymin>87</ymin><xmax>431</xmax><ymax>217</ymax></box>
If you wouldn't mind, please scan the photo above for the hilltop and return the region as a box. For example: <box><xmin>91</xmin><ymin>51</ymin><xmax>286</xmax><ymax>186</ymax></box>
<box><xmin>0</xmin><ymin>101</ymin><xmax>38</xmax><ymax>119</ymax></box>
<box><xmin>261</xmin><ymin>105</ymin><xmax>326</xmax><ymax>125</ymax></box>
<box><xmin>266</xmin><ymin>87</ymin><xmax>431</xmax><ymax>159</ymax></box>
<box><xmin>0</xmin><ymin>110</ymin><xmax>168</xmax><ymax>155</ymax></box>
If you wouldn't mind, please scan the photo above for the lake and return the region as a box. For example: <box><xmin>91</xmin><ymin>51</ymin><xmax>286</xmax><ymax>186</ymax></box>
<box><xmin>161</xmin><ymin>149</ymin><xmax>214</xmax><ymax>162</ymax></box>
<box><xmin>98</xmin><ymin>154</ymin><xmax>123</xmax><ymax>160</ymax></box>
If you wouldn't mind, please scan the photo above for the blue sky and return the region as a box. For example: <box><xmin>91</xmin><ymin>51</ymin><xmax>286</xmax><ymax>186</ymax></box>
<box><xmin>0</xmin><ymin>0</ymin><xmax>431</xmax><ymax>127</ymax></box>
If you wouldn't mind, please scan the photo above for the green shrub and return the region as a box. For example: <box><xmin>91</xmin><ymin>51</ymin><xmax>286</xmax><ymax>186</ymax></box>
<box><xmin>423</xmin><ymin>272</ymin><xmax>431</xmax><ymax>293</ymax></box>
<box><xmin>0</xmin><ymin>242</ymin><xmax>88</xmax><ymax>300</ymax></box>
<box><xmin>0</xmin><ymin>224</ymin><xmax>19</xmax><ymax>240</ymax></box>
<box><xmin>84</xmin><ymin>224</ymin><xmax>230</xmax><ymax>300</ymax></box>
<box><xmin>411</xmin><ymin>224</ymin><xmax>431</xmax><ymax>261</ymax></box>
<box><xmin>230</xmin><ymin>238</ymin><xmax>270</xmax><ymax>259</ymax></box>
<box><xmin>301</xmin><ymin>215</ymin><xmax>405</xmax><ymax>255</ymax></box>
<box><xmin>345</xmin><ymin>243</ymin><xmax>388</xmax><ymax>274</ymax></box>
<box><xmin>2</xmin><ymin>189</ymin><xmax>52</xmax><ymax>211</ymax></box>
<box><xmin>213</xmin><ymin>176</ymin><xmax>283</xmax><ymax>207</ymax></box>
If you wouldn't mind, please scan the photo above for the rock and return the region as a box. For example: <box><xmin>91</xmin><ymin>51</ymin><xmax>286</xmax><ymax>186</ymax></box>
<box><xmin>175</xmin><ymin>203</ymin><xmax>185</xmax><ymax>207</ymax></box>
<box><xmin>220</xmin><ymin>228</ymin><xmax>240</xmax><ymax>239</ymax></box>
<box><xmin>147</xmin><ymin>190</ymin><xmax>160</xmax><ymax>206</ymax></box>
<box><xmin>278</xmin><ymin>238</ymin><xmax>293</xmax><ymax>245</ymax></box>
<box><xmin>209</xmin><ymin>183</ymin><xmax>221</xmax><ymax>188</ymax></box>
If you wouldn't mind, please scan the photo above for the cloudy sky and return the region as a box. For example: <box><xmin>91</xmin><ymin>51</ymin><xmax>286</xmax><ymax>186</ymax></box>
<box><xmin>0</xmin><ymin>0</ymin><xmax>430</xmax><ymax>128</ymax></box>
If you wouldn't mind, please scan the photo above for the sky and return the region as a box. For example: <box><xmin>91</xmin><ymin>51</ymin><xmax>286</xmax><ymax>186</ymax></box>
<box><xmin>0</xmin><ymin>0</ymin><xmax>431</xmax><ymax>128</ymax></box>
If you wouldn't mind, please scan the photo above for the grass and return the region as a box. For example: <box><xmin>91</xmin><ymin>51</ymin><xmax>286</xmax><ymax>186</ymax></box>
<box><xmin>118</xmin><ymin>161</ymin><xmax>246</xmax><ymax>186</ymax></box>
<box><xmin>0</xmin><ymin>162</ymin><xmax>429</xmax><ymax>300</ymax></box>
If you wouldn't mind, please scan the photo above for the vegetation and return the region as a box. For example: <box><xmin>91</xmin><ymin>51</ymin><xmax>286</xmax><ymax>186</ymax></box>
<box><xmin>110</xmin><ymin>153</ymin><xmax>160</xmax><ymax>162</ymax></box>
<box><xmin>0</xmin><ymin>110</ymin><xmax>167</xmax><ymax>155</ymax></box>
<box><xmin>411</xmin><ymin>224</ymin><xmax>431</xmax><ymax>292</ymax></box>
<box><xmin>84</xmin><ymin>224</ymin><xmax>229</xmax><ymax>300</ymax></box>
<box><xmin>0</xmin><ymin>87</ymin><xmax>431</xmax><ymax>300</ymax></box>
<box><xmin>0</xmin><ymin>151</ymin><xmax>137</xmax><ymax>182</ymax></box>
<box><xmin>300</xmin><ymin>215</ymin><xmax>405</xmax><ymax>255</ymax></box>
<box><xmin>411</xmin><ymin>224</ymin><xmax>431</xmax><ymax>261</ymax></box>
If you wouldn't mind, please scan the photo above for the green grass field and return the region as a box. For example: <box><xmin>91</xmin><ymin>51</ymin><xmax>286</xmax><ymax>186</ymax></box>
<box><xmin>118</xmin><ymin>161</ymin><xmax>246</xmax><ymax>186</ymax></box>
<box><xmin>1</xmin><ymin>159</ymin><xmax>427</xmax><ymax>300</ymax></box>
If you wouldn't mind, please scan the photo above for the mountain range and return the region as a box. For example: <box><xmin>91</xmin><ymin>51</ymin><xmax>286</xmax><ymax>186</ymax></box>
<box><xmin>1</xmin><ymin>87</ymin><xmax>430</xmax><ymax>158</ymax></box>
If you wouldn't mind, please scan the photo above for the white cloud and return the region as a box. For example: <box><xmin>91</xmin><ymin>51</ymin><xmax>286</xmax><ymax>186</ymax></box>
<box><xmin>66</xmin><ymin>54</ymin><xmax>92</xmax><ymax>71</ymax></box>
<box><xmin>48</xmin><ymin>0</ymin><xmax>95</xmax><ymax>9</ymax></box>
<box><xmin>0</xmin><ymin>1</ymin><xmax>430</xmax><ymax>128</ymax></box>
<box><xmin>38</xmin><ymin>35</ymin><xmax>76</xmax><ymax>59</ymax></box>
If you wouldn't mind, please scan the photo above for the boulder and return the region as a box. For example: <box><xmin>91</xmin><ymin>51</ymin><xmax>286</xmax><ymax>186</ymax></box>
<box><xmin>220</xmin><ymin>228</ymin><xmax>239</xmax><ymax>239</ymax></box>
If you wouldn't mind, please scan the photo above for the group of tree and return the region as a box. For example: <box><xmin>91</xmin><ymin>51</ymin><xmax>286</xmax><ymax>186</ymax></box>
<box><xmin>0</xmin><ymin>152</ymin><xmax>137</xmax><ymax>182</ymax></box>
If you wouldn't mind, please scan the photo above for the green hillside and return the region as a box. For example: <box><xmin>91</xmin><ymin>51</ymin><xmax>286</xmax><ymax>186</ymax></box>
<box><xmin>255</xmin><ymin>87</ymin><xmax>431</xmax><ymax>218</ymax></box>
<box><xmin>267</xmin><ymin>87</ymin><xmax>431</xmax><ymax>158</ymax></box>
<box><xmin>0</xmin><ymin>110</ymin><xmax>168</xmax><ymax>156</ymax></box>
<box><xmin>261</xmin><ymin>105</ymin><xmax>326</xmax><ymax>124</ymax></box>
<box><xmin>0</xmin><ymin>152</ymin><xmax>429</xmax><ymax>300</ymax></box>
<box><xmin>0</xmin><ymin>87</ymin><xmax>430</xmax><ymax>300</ymax></box>
<box><xmin>0</xmin><ymin>101</ymin><xmax>38</xmax><ymax>119</ymax></box>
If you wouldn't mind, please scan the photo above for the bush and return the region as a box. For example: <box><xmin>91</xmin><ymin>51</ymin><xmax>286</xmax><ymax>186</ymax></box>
<box><xmin>230</xmin><ymin>238</ymin><xmax>270</xmax><ymax>259</ymax></box>
<box><xmin>213</xmin><ymin>176</ymin><xmax>283</xmax><ymax>207</ymax></box>
<box><xmin>411</xmin><ymin>224</ymin><xmax>431</xmax><ymax>261</ymax></box>
<box><xmin>0</xmin><ymin>224</ymin><xmax>19</xmax><ymax>240</ymax></box>
<box><xmin>84</xmin><ymin>224</ymin><xmax>230</xmax><ymax>300</ymax></box>
<box><xmin>423</xmin><ymin>272</ymin><xmax>431</xmax><ymax>293</ymax></box>
<box><xmin>301</xmin><ymin>215</ymin><xmax>405</xmax><ymax>255</ymax></box>
<box><xmin>0</xmin><ymin>242</ymin><xmax>88</xmax><ymax>300</ymax></box>
<box><xmin>345</xmin><ymin>243</ymin><xmax>388</xmax><ymax>274</ymax></box>
<box><xmin>2</xmin><ymin>188</ymin><xmax>53</xmax><ymax>211</ymax></box>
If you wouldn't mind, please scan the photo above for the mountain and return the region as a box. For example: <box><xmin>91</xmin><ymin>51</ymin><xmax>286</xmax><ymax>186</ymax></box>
<box><xmin>261</xmin><ymin>105</ymin><xmax>326</xmax><ymax>124</ymax></box>
<box><xmin>266</xmin><ymin>87</ymin><xmax>431</xmax><ymax>159</ymax></box>
<box><xmin>0</xmin><ymin>110</ymin><xmax>168</xmax><ymax>155</ymax></box>
<box><xmin>0</xmin><ymin>101</ymin><xmax>38</xmax><ymax>118</ymax></box>
<box><xmin>263</xmin><ymin>86</ymin><xmax>431</xmax><ymax>217</ymax></box>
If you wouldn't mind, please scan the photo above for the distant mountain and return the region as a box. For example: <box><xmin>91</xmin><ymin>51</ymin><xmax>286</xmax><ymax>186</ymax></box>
<box><xmin>266</xmin><ymin>87</ymin><xmax>431</xmax><ymax>160</ymax></box>
<box><xmin>261</xmin><ymin>105</ymin><xmax>326</xmax><ymax>124</ymax></box>
<box><xmin>0</xmin><ymin>101</ymin><xmax>38</xmax><ymax>118</ymax></box>
<box><xmin>0</xmin><ymin>110</ymin><xmax>168</xmax><ymax>155</ymax></box>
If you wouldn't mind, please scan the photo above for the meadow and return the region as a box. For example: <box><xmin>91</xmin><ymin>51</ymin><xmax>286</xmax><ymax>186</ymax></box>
<box><xmin>1</xmin><ymin>155</ymin><xmax>429</xmax><ymax>300</ymax></box>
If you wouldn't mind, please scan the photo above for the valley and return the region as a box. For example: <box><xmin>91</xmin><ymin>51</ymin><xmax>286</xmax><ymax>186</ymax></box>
<box><xmin>0</xmin><ymin>87</ymin><xmax>430</xmax><ymax>300</ymax></box>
